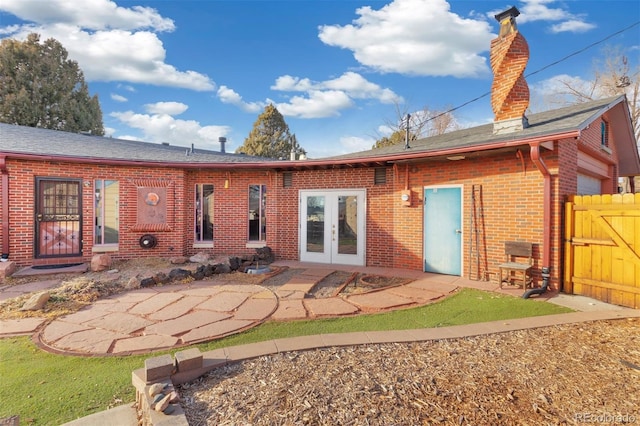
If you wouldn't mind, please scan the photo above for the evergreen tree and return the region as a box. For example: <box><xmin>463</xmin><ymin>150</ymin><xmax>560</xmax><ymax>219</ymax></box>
<box><xmin>0</xmin><ymin>33</ymin><xmax>104</xmax><ymax>135</ymax></box>
<box><xmin>237</xmin><ymin>104</ymin><xmax>305</xmax><ymax>159</ymax></box>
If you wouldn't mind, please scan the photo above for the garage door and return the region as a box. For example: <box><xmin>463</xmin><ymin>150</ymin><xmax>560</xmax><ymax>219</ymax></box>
<box><xmin>577</xmin><ymin>174</ymin><xmax>601</xmax><ymax>195</ymax></box>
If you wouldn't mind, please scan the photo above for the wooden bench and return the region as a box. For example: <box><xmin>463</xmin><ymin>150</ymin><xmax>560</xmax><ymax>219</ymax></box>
<box><xmin>498</xmin><ymin>241</ymin><xmax>533</xmax><ymax>289</ymax></box>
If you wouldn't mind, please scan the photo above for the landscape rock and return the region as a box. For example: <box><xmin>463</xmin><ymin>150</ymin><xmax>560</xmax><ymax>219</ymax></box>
<box><xmin>228</xmin><ymin>257</ymin><xmax>241</xmax><ymax>271</ymax></box>
<box><xmin>214</xmin><ymin>263</ymin><xmax>231</xmax><ymax>274</ymax></box>
<box><xmin>169</xmin><ymin>256</ymin><xmax>188</xmax><ymax>265</ymax></box>
<box><xmin>90</xmin><ymin>253</ymin><xmax>112</xmax><ymax>272</ymax></box>
<box><xmin>192</xmin><ymin>265</ymin><xmax>205</xmax><ymax>280</ymax></box>
<box><xmin>168</xmin><ymin>268</ymin><xmax>191</xmax><ymax>280</ymax></box>
<box><xmin>153</xmin><ymin>272</ymin><xmax>170</xmax><ymax>284</ymax></box>
<box><xmin>203</xmin><ymin>264</ymin><xmax>215</xmax><ymax>276</ymax></box>
<box><xmin>154</xmin><ymin>393</ymin><xmax>172</xmax><ymax>412</ymax></box>
<box><xmin>20</xmin><ymin>291</ymin><xmax>50</xmax><ymax>311</ymax></box>
<box><xmin>125</xmin><ymin>276</ymin><xmax>141</xmax><ymax>290</ymax></box>
<box><xmin>256</xmin><ymin>246</ymin><xmax>275</xmax><ymax>263</ymax></box>
<box><xmin>140</xmin><ymin>277</ymin><xmax>156</xmax><ymax>288</ymax></box>
<box><xmin>189</xmin><ymin>252</ymin><xmax>211</xmax><ymax>263</ymax></box>
<box><xmin>148</xmin><ymin>383</ymin><xmax>166</xmax><ymax>397</ymax></box>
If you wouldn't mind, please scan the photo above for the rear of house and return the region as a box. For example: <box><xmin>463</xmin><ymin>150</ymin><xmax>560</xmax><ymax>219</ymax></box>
<box><xmin>1</xmin><ymin>6</ymin><xmax>638</xmax><ymax>296</ymax></box>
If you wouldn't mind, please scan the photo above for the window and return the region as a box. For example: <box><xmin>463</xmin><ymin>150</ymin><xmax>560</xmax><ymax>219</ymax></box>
<box><xmin>248</xmin><ymin>184</ymin><xmax>266</xmax><ymax>241</ymax></box>
<box><xmin>601</xmin><ymin>120</ymin><xmax>609</xmax><ymax>148</ymax></box>
<box><xmin>195</xmin><ymin>184</ymin><xmax>214</xmax><ymax>241</ymax></box>
<box><xmin>94</xmin><ymin>180</ymin><xmax>119</xmax><ymax>245</ymax></box>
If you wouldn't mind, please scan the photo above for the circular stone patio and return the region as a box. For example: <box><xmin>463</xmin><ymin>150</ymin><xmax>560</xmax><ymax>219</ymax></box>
<box><xmin>36</xmin><ymin>282</ymin><xmax>277</xmax><ymax>355</ymax></box>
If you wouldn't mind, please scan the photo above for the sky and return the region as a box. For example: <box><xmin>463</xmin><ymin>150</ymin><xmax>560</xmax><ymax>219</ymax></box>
<box><xmin>0</xmin><ymin>0</ymin><xmax>638</xmax><ymax>158</ymax></box>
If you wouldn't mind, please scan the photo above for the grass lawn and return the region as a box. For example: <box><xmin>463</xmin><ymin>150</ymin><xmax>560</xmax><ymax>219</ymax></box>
<box><xmin>0</xmin><ymin>288</ymin><xmax>573</xmax><ymax>424</ymax></box>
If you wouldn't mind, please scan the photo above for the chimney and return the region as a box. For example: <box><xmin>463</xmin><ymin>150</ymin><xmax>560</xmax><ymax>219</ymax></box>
<box><xmin>219</xmin><ymin>137</ymin><xmax>226</xmax><ymax>153</ymax></box>
<box><xmin>490</xmin><ymin>6</ymin><xmax>529</xmax><ymax>135</ymax></box>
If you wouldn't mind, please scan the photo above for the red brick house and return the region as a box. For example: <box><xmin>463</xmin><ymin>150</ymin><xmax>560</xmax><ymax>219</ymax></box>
<box><xmin>1</xmin><ymin>7</ymin><xmax>638</xmax><ymax>290</ymax></box>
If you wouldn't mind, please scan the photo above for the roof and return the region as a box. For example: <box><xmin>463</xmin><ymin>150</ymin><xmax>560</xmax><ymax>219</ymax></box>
<box><xmin>330</xmin><ymin>95</ymin><xmax>629</xmax><ymax>160</ymax></box>
<box><xmin>1</xmin><ymin>95</ymin><xmax>638</xmax><ymax>175</ymax></box>
<box><xmin>0</xmin><ymin>123</ymin><xmax>267</xmax><ymax>164</ymax></box>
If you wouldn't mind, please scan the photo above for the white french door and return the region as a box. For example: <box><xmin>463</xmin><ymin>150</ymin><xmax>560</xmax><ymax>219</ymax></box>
<box><xmin>299</xmin><ymin>190</ymin><xmax>365</xmax><ymax>265</ymax></box>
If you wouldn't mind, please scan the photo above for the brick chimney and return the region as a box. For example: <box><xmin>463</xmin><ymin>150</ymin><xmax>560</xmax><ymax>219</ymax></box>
<box><xmin>490</xmin><ymin>6</ymin><xmax>529</xmax><ymax>135</ymax></box>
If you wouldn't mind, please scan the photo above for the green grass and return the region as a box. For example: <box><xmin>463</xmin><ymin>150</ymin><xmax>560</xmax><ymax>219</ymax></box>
<box><xmin>0</xmin><ymin>288</ymin><xmax>572</xmax><ymax>424</ymax></box>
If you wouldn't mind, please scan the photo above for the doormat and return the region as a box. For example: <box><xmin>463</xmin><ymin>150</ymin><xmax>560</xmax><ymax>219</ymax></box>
<box><xmin>31</xmin><ymin>263</ymin><xmax>84</xmax><ymax>270</ymax></box>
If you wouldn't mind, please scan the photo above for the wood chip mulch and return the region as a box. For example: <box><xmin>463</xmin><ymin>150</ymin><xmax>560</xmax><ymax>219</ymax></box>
<box><xmin>179</xmin><ymin>318</ymin><xmax>640</xmax><ymax>425</ymax></box>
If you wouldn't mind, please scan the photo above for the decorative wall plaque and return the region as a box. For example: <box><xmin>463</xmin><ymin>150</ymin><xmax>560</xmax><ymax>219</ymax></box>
<box><xmin>130</xmin><ymin>179</ymin><xmax>174</xmax><ymax>231</ymax></box>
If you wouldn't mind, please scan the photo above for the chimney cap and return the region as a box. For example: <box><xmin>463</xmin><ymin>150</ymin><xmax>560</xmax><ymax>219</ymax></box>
<box><xmin>494</xmin><ymin>6</ymin><xmax>520</xmax><ymax>22</ymax></box>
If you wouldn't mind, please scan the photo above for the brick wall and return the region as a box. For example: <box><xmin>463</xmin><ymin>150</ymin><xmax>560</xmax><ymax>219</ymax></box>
<box><xmin>0</xmin><ymin>130</ymin><xmax>622</xmax><ymax>289</ymax></box>
<box><xmin>1</xmin><ymin>159</ymin><xmax>188</xmax><ymax>266</ymax></box>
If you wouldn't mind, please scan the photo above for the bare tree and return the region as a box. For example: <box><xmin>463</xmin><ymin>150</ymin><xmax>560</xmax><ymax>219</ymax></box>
<box><xmin>543</xmin><ymin>46</ymin><xmax>639</xmax><ymax>141</ymax></box>
<box><xmin>373</xmin><ymin>102</ymin><xmax>460</xmax><ymax>149</ymax></box>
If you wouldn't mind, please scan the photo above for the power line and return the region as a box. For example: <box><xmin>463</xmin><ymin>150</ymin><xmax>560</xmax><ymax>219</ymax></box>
<box><xmin>427</xmin><ymin>20</ymin><xmax>640</xmax><ymax>123</ymax></box>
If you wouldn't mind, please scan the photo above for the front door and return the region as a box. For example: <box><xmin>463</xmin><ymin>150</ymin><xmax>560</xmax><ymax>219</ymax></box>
<box><xmin>300</xmin><ymin>190</ymin><xmax>365</xmax><ymax>265</ymax></box>
<box><xmin>35</xmin><ymin>178</ymin><xmax>82</xmax><ymax>258</ymax></box>
<box><xmin>423</xmin><ymin>186</ymin><xmax>462</xmax><ymax>275</ymax></box>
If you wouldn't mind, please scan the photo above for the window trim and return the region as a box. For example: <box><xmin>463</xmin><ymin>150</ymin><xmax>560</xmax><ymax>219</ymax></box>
<box><xmin>194</xmin><ymin>183</ymin><xmax>214</xmax><ymax>243</ymax></box>
<box><xmin>248</xmin><ymin>184</ymin><xmax>267</xmax><ymax>242</ymax></box>
<box><xmin>93</xmin><ymin>179</ymin><xmax>119</xmax><ymax>248</ymax></box>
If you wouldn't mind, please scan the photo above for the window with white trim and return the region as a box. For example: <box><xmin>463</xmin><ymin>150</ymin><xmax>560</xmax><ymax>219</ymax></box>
<box><xmin>195</xmin><ymin>184</ymin><xmax>214</xmax><ymax>242</ymax></box>
<box><xmin>94</xmin><ymin>179</ymin><xmax>119</xmax><ymax>245</ymax></box>
<box><xmin>248</xmin><ymin>184</ymin><xmax>266</xmax><ymax>241</ymax></box>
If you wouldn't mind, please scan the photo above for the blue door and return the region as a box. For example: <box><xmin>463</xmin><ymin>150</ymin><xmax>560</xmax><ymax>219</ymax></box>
<box><xmin>423</xmin><ymin>186</ymin><xmax>462</xmax><ymax>275</ymax></box>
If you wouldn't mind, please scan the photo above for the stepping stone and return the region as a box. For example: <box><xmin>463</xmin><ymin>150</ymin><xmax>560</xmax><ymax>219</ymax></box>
<box><xmin>148</xmin><ymin>296</ymin><xmax>208</xmax><ymax>321</ymax></box>
<box><xmin>83</xmin><ymin>312</ymin><xmax>154</xmax><ymax>334</ymax></box>
<box><xmin>0</xmin><ymin>317</ymin><xmax>46</xmax><ymax>336</ymax></box>
<box><xmin>112</xmin><ymin>334</ymin><xmax>180</xmax><ymax>354</ymax></box>
<box><xmin>144</xmin><ymin>311</ymin><xmax>231</xmax><ymax>337</ymax></box>
<box><xmin>304</xmin><ymin>298</ymin><xmax>360</xmax><ymax>317</ymax></box>
<box><xmin>272</xmin><ymin>299</ymin><xmax>307</xmax><ymax>320</ymax></box>
<box><xmin>233</xmin><ymin>298</ymin><xmax>277</xmax><ymax>320</ymax></box>
<box><xmin>129</xmin><ymin>293</ymin><xmax>184</xmax><ymax>315</ymax></box>
<box><xmin>346</xmin><ymin>291</ymin><xmax>414</xmax><ymax>310</ymax></box>
<box><xmin>180</xmin><ymin>319</ymin><xmax>254</xmax><ymax>343</ymax></box>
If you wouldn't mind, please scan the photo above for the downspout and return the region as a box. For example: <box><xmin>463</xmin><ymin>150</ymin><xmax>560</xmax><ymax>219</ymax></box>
<box><xmin>525</xmin><ymin>143</ymin><xmax>551</xmax><ymax>298</ymax></box>
<box><xmin>0</xmin><ymin>155</ymin><xmax>9</xmax><ymax>261</ymax></box>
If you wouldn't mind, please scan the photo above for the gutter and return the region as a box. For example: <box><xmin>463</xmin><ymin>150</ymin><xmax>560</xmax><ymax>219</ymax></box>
<box><xmin>529</xmin><ymin>143</ymin><xmax>551</xmax><ymax>278</ymax></box>
<box><xmin>0</xmin><ymin>155</ymin><xmax>9</xmax><ymax>260</ymax></box>
<box><xmin>0</xmin><ymin>130</ymin><xmax>580</xmax><ymax>171</ymax></box>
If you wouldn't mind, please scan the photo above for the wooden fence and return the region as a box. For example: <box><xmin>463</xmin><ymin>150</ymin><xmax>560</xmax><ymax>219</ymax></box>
<box><xmin>564</xmin><ymin>193</ymin><xmax>640</xmax><ymax>309</ymax></box>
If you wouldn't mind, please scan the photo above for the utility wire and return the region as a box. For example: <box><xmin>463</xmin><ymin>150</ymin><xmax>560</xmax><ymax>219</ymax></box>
<box><xmin>425</xmin><ymin>20</ymin><xmax>640</xmax><ymax>123</ymax></box>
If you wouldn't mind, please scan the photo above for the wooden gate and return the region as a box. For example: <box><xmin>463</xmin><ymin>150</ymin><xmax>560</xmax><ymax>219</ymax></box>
<box><xmin>564</xmin><ymin>193</ymin><xmax>640</xmax><ymax>309</ymax></box>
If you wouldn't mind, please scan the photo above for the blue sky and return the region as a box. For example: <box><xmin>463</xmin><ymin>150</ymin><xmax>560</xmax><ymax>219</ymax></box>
<box><xmin>1</xmin><ymin>0</ymin><xmax>638</xmax><ymax>158</ymax></box>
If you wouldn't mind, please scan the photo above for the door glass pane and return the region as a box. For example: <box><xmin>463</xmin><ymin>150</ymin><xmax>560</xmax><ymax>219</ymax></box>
<box><xmin>338</xmin><ymin>195</ymin><xmax>358</xmax><ymax>255</ymax></box>
<box><xmin>306</xmin><ymin>196</ymin><xmax>324</xmax><ymax>252</ymax></box>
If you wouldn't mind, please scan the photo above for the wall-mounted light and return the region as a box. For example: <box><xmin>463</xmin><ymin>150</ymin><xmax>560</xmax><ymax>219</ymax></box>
<box><xmin>446</xmin><ymin>155</ymin><xmax>466</xmax><ymax>161</ymax></box>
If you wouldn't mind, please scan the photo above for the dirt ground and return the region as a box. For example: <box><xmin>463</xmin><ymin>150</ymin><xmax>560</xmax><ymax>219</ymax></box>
<box><xmin>179</xmin><ymin>318</ymin><xmax>640</xmax><ymax>425</ymax></box>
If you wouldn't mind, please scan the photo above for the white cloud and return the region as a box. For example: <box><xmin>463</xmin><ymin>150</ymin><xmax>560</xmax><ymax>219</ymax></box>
<box><xmin>318</xmin><ymin>0</ymin><xmax>493</xmax><ymax>77</ymax></box>
<box><xmin>272</xmin><ymin>72</ymin><xmax>403</xmax><ymax>104</ymax></box>
<box><xmin>550</xmin><ymin>20</ymin><xmax>596</xmax><ymax>34</ymax></box>
<box><xmin>492</xmin><ymin>0</ymin><xmax>596</xmax><ymax>34</ymax></box>
<box><xmin>144</xmin><ymin>101</ymin><xmax>188</xmax><ymax>115</ymax></box>
<box><xmin>110</xmin><ymin>93</ymin><xmax>128</xmax><ymax>102</ymax></box>
<box><xmin>339</xmin><ymin>135</ymin><xmax>376</xmax><ymax>154</ymax></box>
<box><xmin>110</xmin><ymin>110</ymin><xmax>230</xmax><ymax>150</ymax></box>
<box><xmin>217</xmin><ymin>86</ymin><xmax>264</xmax><ymax>113</ymax></box>
<box><xmin>0</xmin><ymin>0</ymin><xmax>175</xmax><ymax>32</ymax></box>
<box><xmin>0</xmin><ymin>0</ymin><xmax>214</xmax><ymax>91</ymax></box>
<box><xmin>271</xmin><ymin>90</ymin><xmax>354</xmax><ymax>119</ymax></box>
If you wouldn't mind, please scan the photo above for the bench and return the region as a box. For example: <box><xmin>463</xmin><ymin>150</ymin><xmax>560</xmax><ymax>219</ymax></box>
<box><xmin>498</xmin><ymin>241</ymin><xmax>533</xmax><ymax>289</ymax></box>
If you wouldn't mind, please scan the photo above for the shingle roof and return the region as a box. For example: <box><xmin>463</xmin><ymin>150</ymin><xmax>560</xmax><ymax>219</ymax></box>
<box><xmin>0</xmin><ymin>123</ymin><xmax>267</xmax><ymax>164</ymax></box>
<box><xmin>328</xmin><ymin>95</ymin><xmax>625</xmax><ymax>160</ymax></box>
<box><xmin>0</xmin><ymin>95</ymin><xmax>634</xmax><ymax>172</ymax></box>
